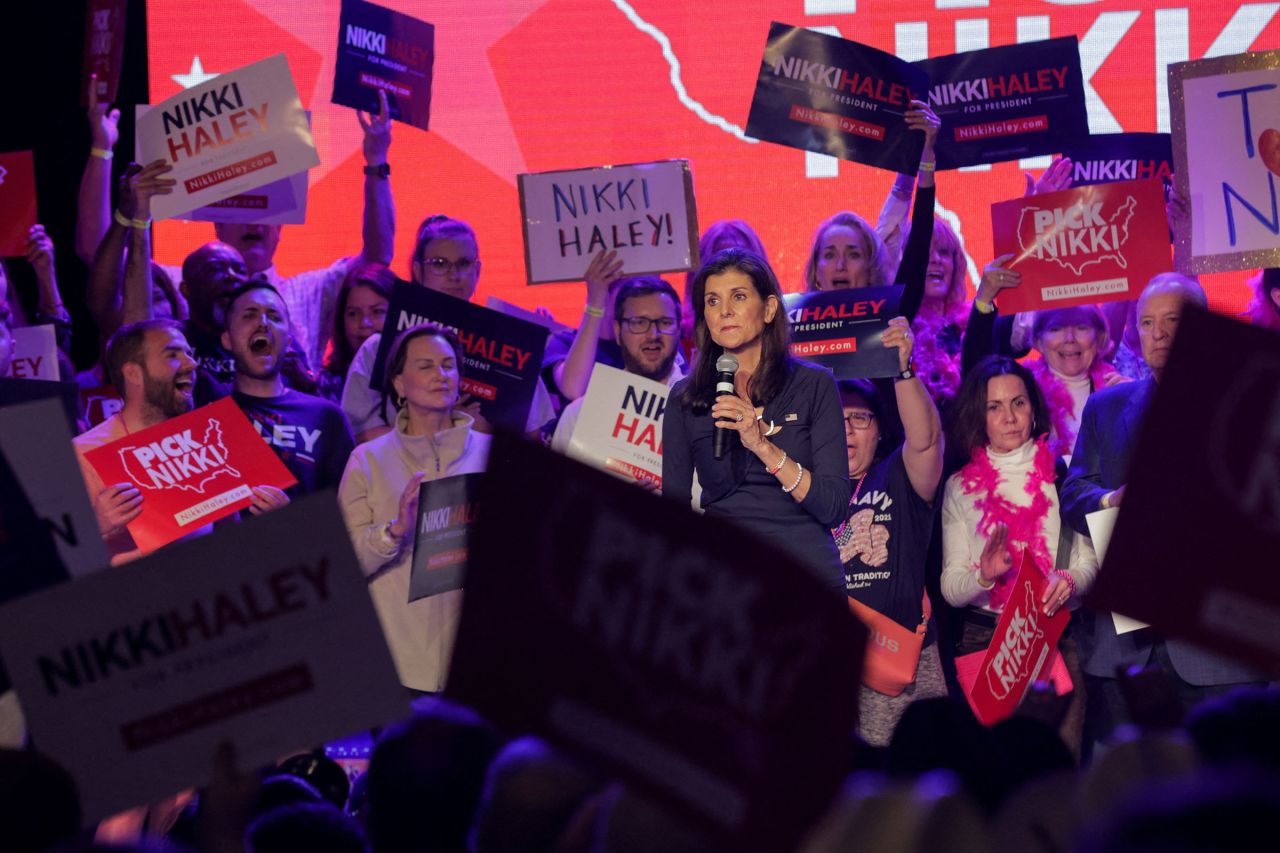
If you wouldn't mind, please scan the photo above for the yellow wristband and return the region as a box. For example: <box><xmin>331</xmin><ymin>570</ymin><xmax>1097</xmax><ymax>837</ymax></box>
<box><xmin>114</xmin><ymin>210</ymin><xmax>150</xmax><ymax>230</ymax></box>
<box><xmin>583</xmin><ymin>304</ymin><xmax>604</xmax><ymax>318</ymax></box>
<box><xmin>1101</xmin><ymin>491</ymin><xmax>1112</xmax><ymax>510</ymax></box>
<box><xmin>91</xmin><ymin>147</ymin><xmax>113</xmax><ymax>161</ymax></box>
<box><xmin>974</xmin><ymin>299</ymin><xmax>995</xmax><ymax>315</ymax></box>
<box><xmin>918</xmin><ymin>160</ymin><xmax>936</xmax><ymax>173</ymax></box>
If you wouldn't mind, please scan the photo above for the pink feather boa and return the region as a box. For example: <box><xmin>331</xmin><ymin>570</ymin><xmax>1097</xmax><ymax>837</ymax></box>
<box><xmin>1027</xmin><ymin>357</ymin><xmax>1117</xmax><ymax>459</ymax></box>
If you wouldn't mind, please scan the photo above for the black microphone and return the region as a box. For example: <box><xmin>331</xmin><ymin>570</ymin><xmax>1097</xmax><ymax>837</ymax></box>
<box><xmin>713</xmin><ymin>353</ymin><xmax>739</xmax><ymax>460</ymax></box>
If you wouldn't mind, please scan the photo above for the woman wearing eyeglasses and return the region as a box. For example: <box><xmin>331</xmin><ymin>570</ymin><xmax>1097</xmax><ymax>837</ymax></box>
<box><xmin>341</xmin><ymin>214</ymin><xmax>556</xmax><ymax>442</ymax></box>
<box><xmin>663</xmin><ymin>248</ymin><xmax>851</xmax><ymax>586</ymax></box>
<box><xmin>832</xmin><ymin>317</ymin><xmax>946</xmax><ymax>745</ymax></box>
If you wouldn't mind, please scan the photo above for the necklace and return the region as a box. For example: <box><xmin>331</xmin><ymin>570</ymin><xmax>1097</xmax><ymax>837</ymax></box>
<box><xmin>959</xmin><ymin>437</ymin><xmax>1056</xmax><ymax>611</ymax></box>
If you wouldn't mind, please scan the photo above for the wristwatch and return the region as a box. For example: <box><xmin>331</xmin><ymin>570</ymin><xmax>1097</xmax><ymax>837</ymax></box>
<box><xmin>896</xmin><ymin>365</ymin><xmax>916</xmax><ymax>382</ymax></box>
<box><xmin>363</xmin><ymin>162</ymin><xmax>391</xmax><ymax>178</ymax></box>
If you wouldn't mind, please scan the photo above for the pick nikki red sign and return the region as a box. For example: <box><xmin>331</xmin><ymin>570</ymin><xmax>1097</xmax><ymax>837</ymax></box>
<box><xmin>955</xmin><ymin>553</ymin><xmax>1071</xmax><ymax>726</ymax></box>
<box><xmin>0</xmin><ymin>151</ymin><xmax>37</xmax><ymax>257</ymax></box>
<box><xmin>991</xmin><ymin>177</ymin><xmax>1172</xmax><ymax>313</ymax></box>
<box><xmin>83</xmin><ymin>397</ymin><xmax>296</xmax><ymax>552</ymax></box>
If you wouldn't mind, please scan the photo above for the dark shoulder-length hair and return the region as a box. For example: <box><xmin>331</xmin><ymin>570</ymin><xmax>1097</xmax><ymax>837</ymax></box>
<box><xmin>380</xmin><ymin>323</ymin><xmax>465</xmax><ymax>413</ymax></box>
<box><xmin>946</xmin><ymin>356</ymin><xmax>1050</xmax><ymax>461</ymax></box>
<box><xmin>683</xmin><ymin>248</ymin><xmax>791</xmax><ymax>410</ymax></box>
<box><xmin>326</xmin><ymin>263</ymin><xmax>396</xmax><ymax>373</ymax></box>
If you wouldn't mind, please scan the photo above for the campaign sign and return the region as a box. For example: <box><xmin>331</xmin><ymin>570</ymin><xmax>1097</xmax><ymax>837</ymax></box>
<box><xmin>1170</xmin><ymin>50</ymin><xmax>1280</xmax><ymax>274</ymax></box>
<box><xmin>782</xmin><ymin>286</ymin><xmax>901</xmax><ymax>379</ymax></box>
<box><xmin>567</xmin><ymin>365</ymin><xmax>668</xmax><ymax>488</ymax></box>
<box><xmin>991</xmin><ymin>178</ymin><xmax>1172</xmax><ymax>313</ymax></box>
<box><xmin>82</xmin><ymin>0</ymin><xmax>127</xmax><ymax>105</ymax></box>
<box><xmin>408</xmin><ymin>473</ymin><xmax>481</xmax><ymax>602</ymax></box>
<box><xmin>1090</xmin><ymin>309</ymin><xmax>1280</xmax><ymax>671</ymax></box>
<box><xmin>518</xmin><ymin>160</ymin><xmax>699</xmax><ymax>284</ymax></box>
<box><xmin>486</xmin><ymin>295</ymin><xmax>574</xmax><ymax>337</ymax></box>
<box><xmin>0</xmin><ymin>494</ymin><xmax>406</xmax><ymax>822</ymax></box>
<box><xmin>918</xmin><ymin>37</ymin><xmax>1088</xmax><ymax>171</ymax></box>
<box><xmin>369</xmin><ymin>281</ymin><xmax>548</xmax><ymax>432</ymax></box>
<box><xmin>82</xmin><ymin>385</ymin><xmax>124</xmax><ymax>428</ymax></box>
<box><xmin>1064</xmin><ymin>133</ymin><xmax>1173</xmax><ymax>188</ymax></box>
<box><xmin>83</xmin><ymin>397</ymin><xmax>297</xmax><ymax>552</ymax></box>
<box><xmin>746</xmin><ymin>23</ymin><xmax>928</xmax><ymax>175</ymax></box>
<box><xmin>0</xmin><ymin>398</ymin><xmax>109</xmax><ymax>580</ymax></box>
<box><xmin>9</xmin><ymin>325</ymin><xmax>59</xmax><ymax>380</ymax></box>
<box><xmin>0</xmin><ymin>150</ymin><xmax>37</xmax><ymax>257</ymax></box>
<box><xmin>332</xmin><ymin>0</ymin><xmax>434</xmax><ymax>130</ymax></box>
<box><xmin>955</xmin><ymin>553</ymin><xmax>1071</xmax><ymax>726</ymax></box>
<box><xmin>184</xmin><ymin>171</ymin><xmax>308</xmax><ymax>225</ymax></box>
<box><xmin>447</xmin><ymin>435</ymin><xmax>865</xmax><ymax>851</ymax></box>
<box><xmin>0</xmin><ymin>377</ymin><xmax>82</xmax><ymax>430</ymax></box>
<box><xmin>137</xmin><ymin>53</ymin><xmax>320</xmax><ymax>220</ymax></box>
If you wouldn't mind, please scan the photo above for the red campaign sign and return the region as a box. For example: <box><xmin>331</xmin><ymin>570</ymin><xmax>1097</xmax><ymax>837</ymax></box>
<box><xmin>83</xmin><ymin>397</ymin><xmax>296</xmax><ymax>552</ymax></box>
<box><xmin>955</xmin><ymin>553</ymin><xmax>1071</xmax><ymax>726</ymax></box>
<box><xmin>0</xmin><ymin>151</ymin><xmax>37</xmax><ymax>257</ymax></box>
<box><xmin>82</xmin><ymin>0</ymin><xmax>127</xmax><ymax>104</ymax></box>
<box><xmin>991</xmin><ymin>178</ymin><xmax>1172</xmax><ymax>313</ymax></box>
<box><xmin>81</xmin><ymin>385</ymin><xmax>124</xmax><ymax>428</ymax></box>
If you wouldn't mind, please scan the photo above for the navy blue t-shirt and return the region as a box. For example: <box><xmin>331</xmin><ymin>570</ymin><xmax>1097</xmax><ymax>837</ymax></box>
<box><xmin>232</xmin><ymin>389</ymin><xmax>355</xmax><ymax>496</ymax></box>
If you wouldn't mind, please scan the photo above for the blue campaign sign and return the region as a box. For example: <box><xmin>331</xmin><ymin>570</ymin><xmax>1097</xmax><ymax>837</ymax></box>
<box><xmin>331</xmin><ymin>0</ymin><xmax>434</xmax><ymax>130</ymax></box>
<box><xmin>1064</xmin><ymin>132</ymin><xmax>1173</xmax><ymax>187</ymax></box>
<box><xmin>918</xmin><ymin>37</ymin><xmax>1089</xmax><ymax>170</ymax></box>
<box><xmin>746</xmin><ymin>22</ymin><xmax>929</xmax><ymax>175</ymax></box>
<box><xmin>783</xmin><ymin>286</ymin><xmax>902</xmax><ymax>380</ymax></box>
<box><xmin>369</xmin><ymin>281</ymin><xmax>549</xmax><ymax>432</ymax></box>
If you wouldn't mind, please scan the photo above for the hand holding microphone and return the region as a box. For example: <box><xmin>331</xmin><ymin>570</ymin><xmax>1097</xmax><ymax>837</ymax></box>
<box><xmin>711</xmin><ymin>354</ymin><xmax>768</xmax><ymax>458</ymax></box>
<box><xmin>712</xmin><ymin>354</ymin><xmax>739</xmax><ymax>459</ymax></box>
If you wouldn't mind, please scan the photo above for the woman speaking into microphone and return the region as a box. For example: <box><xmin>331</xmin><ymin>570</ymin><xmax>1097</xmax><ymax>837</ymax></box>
<box><xmin>663</xmin><ymin>249</ymin><xmax>851</xmax><ymax>586</ymax></box>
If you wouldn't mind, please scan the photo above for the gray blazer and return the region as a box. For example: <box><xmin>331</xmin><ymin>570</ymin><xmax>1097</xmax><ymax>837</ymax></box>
<box><xmin>1061</xmin><ymin>379</ymin><xmax>1262</xmax><ymax>685</ymax></box>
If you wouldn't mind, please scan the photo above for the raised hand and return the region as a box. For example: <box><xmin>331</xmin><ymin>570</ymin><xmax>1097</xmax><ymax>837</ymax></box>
<box><xmin>1023</xmin><ymin>157</ymin><xmax>1073</xmax><ymax>197</ymax></box>
<box><xmin>389</xmin><ymin>471</ymin><xmax>427</xmax><ymax>541</ymax></box>
<box><xmin>881</xmin><ymin>315</ymin><xmax>915</xmax><ymax>374</ymax></box>
<box><xmin>979</xmin><ymin>521</ymin><xmax>1014</xmax><ymax>583</ymax></box>
<box><xmin>976</xmin><ymin>253</ymin><xmax>1021</xmax><ymax>306</ymax></box>
<box><xmin>25</xmin><ymin>225</ymin><xmax>55</xmax><ymax>280</ymax></box>
<box><xmin>88</xmin><ymin>73</ymin><xmax>121</xmax><ymax>152</ymax></box>
<box><xmin>358</xmin><ymin>89</ymin><xmax>392</xmax><ymax>166</ymax></box>
<box><xmin>119</xmin><ymin>159</ymin><xmax>177</xmax><ymax>221</ymax></box>
<box><xmin>583</xmin><ymin>249</ymin><xmax>624</xmax><ymax>309</ymax></box>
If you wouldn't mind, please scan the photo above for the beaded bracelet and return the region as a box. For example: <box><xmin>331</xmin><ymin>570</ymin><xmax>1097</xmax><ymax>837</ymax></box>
<box><xmin>766</xmin><ymin>450</ymin><xmax>788</xmax><ymax>475</ymax></box>
<box><xmin>1054</xmin><ymin>570</ymin><xmax>1077</xmax><ymax>597</ymax></box>
<box><xmin>782</xmin><ymin>462</ymin><xmax>805</xmax><ymax>494</ymax></box>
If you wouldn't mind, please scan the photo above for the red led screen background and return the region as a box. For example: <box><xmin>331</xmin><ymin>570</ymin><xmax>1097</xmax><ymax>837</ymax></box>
<box><xmin>147</xmin><ymin>1</ymin><xmax>1280</xmax><ymax>321</ymax></box>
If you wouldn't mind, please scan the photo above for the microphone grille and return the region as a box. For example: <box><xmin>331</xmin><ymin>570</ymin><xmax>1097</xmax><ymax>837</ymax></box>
<box><xmin>715</xmin><ymin>353</ymin><xmax>739</xmax><ymax>373</ymax></box>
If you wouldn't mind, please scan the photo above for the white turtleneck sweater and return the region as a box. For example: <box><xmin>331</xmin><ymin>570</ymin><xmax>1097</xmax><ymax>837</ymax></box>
<box><xmin>338</xmin><ymin>408</ymin><xmax>490</xmax><ymax>692</ymax></box>
<box><xmin>941</xmin><ymin>439</ymin><xmax>1097</xmax><ymax>611</ymax></box>
<box><xmin>1048</xmin><ymin>364</ymin><xmax>1093</xmax><ymax>457</ymax></box>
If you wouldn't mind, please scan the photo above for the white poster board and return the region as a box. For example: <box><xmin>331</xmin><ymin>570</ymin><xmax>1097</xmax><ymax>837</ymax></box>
<box><xmin>1171</xmin><ymin>49</ymin><xmax>1280</xmax><ymax>274</ymax></box>
<box><xmin>0</xmin><ymin>494</ymin><xmax>406</xmax><ymax>822</ymax></box>
<box><xmin>566</xmin><ymin>364</ymin><xmax>668</xmax><ymax>488</ymax></box>
<box><xmin>1086</xmin><ymin>507</ymin><xmax>1150</xmax><ymax>635</ymax></box>
<box><xmin>137</xmin><ymin>53</ymin><xmax>320</xmax><ymax>220</ymax></box>
<box><xmin>518</xmin><ymin>159</ymin><xmax>699</xmax><ymax>284</ymax></box>
<box><xmin>9</xmin><ymin>325</ymin><xmax>59</xmax><ymax>380</ymax></box>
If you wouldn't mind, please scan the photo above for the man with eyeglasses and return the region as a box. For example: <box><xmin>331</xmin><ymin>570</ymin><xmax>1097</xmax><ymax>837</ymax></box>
<box><xmin>551</xmin><ymin>276</ymin><xmax>684</xmax><ymax>453</ymax></box>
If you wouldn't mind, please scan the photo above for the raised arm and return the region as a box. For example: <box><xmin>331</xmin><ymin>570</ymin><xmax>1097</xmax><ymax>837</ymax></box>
<box><xmin>894</xmin><ymin>100</ymin><xmax>939</xmax><ymax>322</ymax></box>
<box><xmin>25</xmin><ymin>226</ymin><xmax>72</xmax><ymax>351</ymax></box>
<box><xmin>89</xmin><ymin>161</ymin><xmax>175</xmax><ymax>332</ymax></box>
<box><xmin>358</xmin><ymin>90</ymin><xmax>395</xmax><ymax>266</ymax></box>
<box><xmin>554</xmin><ymin>250</ymin><xmax>623</xmax><ymax>401</ymax></box>
<box><xmin>884</xmin><ymin>317</ymin><xmax>942</xmax><ymax>502</ymax></box>
<box><xmin>75</xmin><ymin>77</ymin><xmax>120</xmax><ymax>266</ymax></box>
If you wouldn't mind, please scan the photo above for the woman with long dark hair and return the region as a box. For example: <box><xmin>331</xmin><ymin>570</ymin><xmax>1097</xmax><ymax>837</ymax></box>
<box><xmin>662</xmin><ymin>248</ymin><xmax>851</xmax><ymax>585</ymax></box>
<box><xmin>941</xmin><ymin>355</ymin><xmax>1097</xmax><ymax>754</ymax></box>
<box><xmin>318</xmin><ymin>262</ymin><xmax>394</xmax><ymax>402</ymax></box>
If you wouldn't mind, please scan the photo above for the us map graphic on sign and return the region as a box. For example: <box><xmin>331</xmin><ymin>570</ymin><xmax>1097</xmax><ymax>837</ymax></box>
<box><xmin>117</xmin><ymin>419</ymin><xmax>241</xmax><ymax>495</ymax></box>
<box><xmin>1016</xmin><ymin>194</ymin><xmax>1138</xmax><ymax>277</ymax></box>
<box><xmin>985</xmin><ymin>580</ymin><xmax>1049</xmax><ymax>701</ymax></box>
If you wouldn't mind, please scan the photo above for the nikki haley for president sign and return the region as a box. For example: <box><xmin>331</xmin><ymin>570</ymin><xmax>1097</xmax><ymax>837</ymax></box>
<box><xmin>137</xmin><ymin>53</ymin><xmax>319</xmax><ymax>220</ymax></box>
